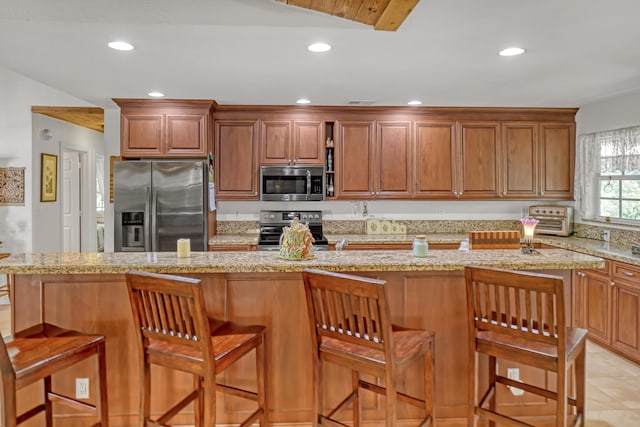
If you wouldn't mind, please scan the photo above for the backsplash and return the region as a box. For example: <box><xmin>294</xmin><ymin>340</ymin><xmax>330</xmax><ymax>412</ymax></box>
<box><xmin>574</xmin><ymin>223</ymin><xmax>640</xmax><ymax>246</ymax></box>
<box><xmin>215</xmin><ymin>218</ymin><xmax>640</xmax><ymax>245</ymax></box>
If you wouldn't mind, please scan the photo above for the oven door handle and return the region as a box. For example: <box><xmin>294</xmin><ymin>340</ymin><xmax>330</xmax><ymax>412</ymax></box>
<box><xmin>306</xmin><ymin>169</ymin><xmax>311</xmax><ymax>200</ymax></box>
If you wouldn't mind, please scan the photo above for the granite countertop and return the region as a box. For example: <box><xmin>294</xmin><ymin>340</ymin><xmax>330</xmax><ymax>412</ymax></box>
<box><xmin>207</xmin><ymin>232</ymin><xmax>640</xmax><ymax>266</ymax></box>
<box><xmin>0</xmin><ymin>248</ymin><xmax>603</xmax><ymax>275</ymax></box>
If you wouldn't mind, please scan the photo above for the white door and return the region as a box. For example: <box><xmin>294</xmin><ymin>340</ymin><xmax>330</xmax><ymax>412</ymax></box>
<box><xmin>63</xmin><ymin>150</ymin><xmax>81</xmax><ymax>251</ymax></box>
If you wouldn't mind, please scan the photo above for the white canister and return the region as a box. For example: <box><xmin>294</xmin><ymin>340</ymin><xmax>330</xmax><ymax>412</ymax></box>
<box><xmin>412</xmin><ymin>235</ymin><xmax>428</xmax><ymax>257</ymax></box>
<box><xmin>177</xmin><ymin>238</ymin><xmax>191</xmax><ymax>258</ymax></box>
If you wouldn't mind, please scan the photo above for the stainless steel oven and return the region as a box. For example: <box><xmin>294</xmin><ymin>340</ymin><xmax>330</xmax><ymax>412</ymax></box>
<box><xmin>529</xmin><ymin>206</ymin><xmax>574</xmax><ymax>236</ymax></box>
<box><xmin>260</xmin><ymin>165</ymin><xmax>324</xmax><ymax>201</ymax></box>
<box><xmin>258</xmin><ymin>210</ymin><xmax>328</xmax><ymax>251</ymax></box>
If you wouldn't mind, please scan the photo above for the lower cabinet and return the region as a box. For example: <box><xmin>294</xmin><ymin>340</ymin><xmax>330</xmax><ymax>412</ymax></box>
<box><xmin>575</xmin><ymin>259</ymin><xmax>640</xmax><ymax>363</ymax></box>
<box><xmin>611</xmin><ymin>262</ymin><xmax>640</xmax><ymax>360</ymax></box>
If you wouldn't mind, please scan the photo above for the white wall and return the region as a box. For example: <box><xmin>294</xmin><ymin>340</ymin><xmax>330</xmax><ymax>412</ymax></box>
<box><xmin>0</xmin><ymin>65</ymin><xmax>97</xmax><ymax>253</ymax></box>
<box><xmin>576</xmin><ymin>87</ymin><xmax>640</xmax><ymax>135</ymax></box>
<box><xmin>31</xmin><ymin>114</ymin><xmax>103</xmax><ymax>252</ymax></box>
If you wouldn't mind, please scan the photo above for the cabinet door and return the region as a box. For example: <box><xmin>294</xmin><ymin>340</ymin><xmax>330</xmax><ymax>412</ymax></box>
<box><xmin>458</xmin><ymin>122</ymin><xmax>501</xmax><ymax>198</ymax></box>
<box><xmin>293</xmin><ymin>121</ymin><xmax>324</xmax><ymax>165</ymax></box>
<box><xmin>215</xmin><ymin>120</ymin><xmax>259</xmax><ymax>199</ymax></box>
<box><xmin>414</xmin><ymin>121</ymin><xmax>457</xmax><ymax>198</ymax></box>
<box><xmin>165</xmin><ymin>113</ymin><xmax>207</xmax><ymax>157</ymax></box>
<box><xmin>501</xmin><ymin>122</ymin><xmax>538</xmax><ymax>198</ymax></box>
<box><xmin>260</xmin><ymin>121</ymin><xmax>292</xmax><ymax>165</ymax></box>
<box><xmin>376</xmin><ymin>121</ymin><xmax>412</xmax><ymax>198</ymax></box>
<box><xmin>584</xmin><ymin>271</ymin><xmax>611</xmax><ymax>345</ymax></box>
<box><xmin>611</xmin><ymin>262</ymin><xmax>640</xmax><ymax>361</ymax></box>
<box><xmin>335</xmin><ymin>121</ymin><xmax>374</xmax><ymax>199</ymax></box>
<box><xmin>611</xmin><ymin>279</ymin><xmax>640</xmax><ymax>360</ymax></box>
<box><xmin>540</xmin><ymin>123</ymin><xmax>575</xmax><ymax>199</ymax></box>
<box><xmin>121</xmin><ymin>113</ymin><xmax>164</xmax><ymax>157</ymax></box>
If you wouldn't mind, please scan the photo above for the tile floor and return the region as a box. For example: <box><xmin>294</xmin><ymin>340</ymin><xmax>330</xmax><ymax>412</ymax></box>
<box><xmin>0</xmin><ymin>303</ymin><xmax>638</xmax><ymax>425</ymax></box>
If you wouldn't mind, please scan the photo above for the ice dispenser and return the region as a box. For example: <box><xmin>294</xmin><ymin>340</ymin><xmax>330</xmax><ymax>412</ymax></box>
<box><xmin>121</xmin><ymin>211</ymin><xmax>145</xmax><ymax>251</ymax></box>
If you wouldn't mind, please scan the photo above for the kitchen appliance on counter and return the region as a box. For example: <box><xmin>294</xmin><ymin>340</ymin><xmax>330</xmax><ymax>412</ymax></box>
<box><xmin>528</xmin><ymin>205</ymin><xmax>574</xmax><ymax>236</ymax></box>
<box><xmin>260</xmin><ymin>165</ymin><xmax>324</xmax><ymax>201</ymax></box>
<box><xmin>258</xmin><ymin>210</ymin><xmax>328</xmax><ymax>251</ymax></box>
<box><xmin>114</xmin><ymin>160</ymin><xmax>208</xmax><ymax>252</ymax></box>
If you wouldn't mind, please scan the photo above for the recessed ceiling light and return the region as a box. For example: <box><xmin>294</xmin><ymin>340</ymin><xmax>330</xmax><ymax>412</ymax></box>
<box><xmin>148</xmin><ymin>92</ymin><xmax>165</xmax><ymax>98</ymax></box>
<box><xmin>499</xmin><ymin>47</ymin><xmax>525</xmax><ymax>56</ymax></box>
<box><xmin>308</xmin><ymin>42</ymin><xmax>331</xmax><ymax>53</ymax></box>
<box><xmin>408</xmin><ymin>100</ymin><xmax>422</xmax><ymax>106</ymax></box>
<box><xmin>296</xmin><ymin>98</ymin><xmax>311</xmax><ymax>104</ymax></box>
<box><xmin>108</xmin><ymin>41</ymin><xmax>134</xmax><ymax>51</ymax></box>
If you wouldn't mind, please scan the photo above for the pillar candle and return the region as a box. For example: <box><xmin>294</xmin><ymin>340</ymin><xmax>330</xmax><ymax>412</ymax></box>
<box><xmin>177</xmin><ymin>238</ymin><xmax>191</xmax><ymax>258</ymax></box>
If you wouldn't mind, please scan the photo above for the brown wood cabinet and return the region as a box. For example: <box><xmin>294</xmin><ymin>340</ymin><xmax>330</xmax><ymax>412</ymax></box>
<box><xmin>212</xmin><ymin>105</ymin><xmax>577</xmax><ymax>201</ymax></box>
<box><xmin>260</xmin><ymin>120</ymin><xmax>324</xmax><ymax>165</ymax></box>
<box><xmin>611</xmin><ymin>262</ymin><xmax>640</xmax><ymax>361</ymax></box>
<box><xmin>575</xmin><ymin>264</ymin><xmax>612</xmax><ymax>345</ymax></box>
<box><xmin>540</xmin><ymin>123</ymin><xmax>575</xmax><ymax>199</ymax></box>
<box><xmin>501</xmin><ymin>122</ymin><xmax>539</xmax><ymax>198</ymax></box>
<box><xmin>573</xmin><ymin>259</ymin><xmax>640</xmax><ymax>363</ymax></box>
<box><xmin>414</xmin><ymin>121</ymin><xmax>457</xmax><ymax>198</ymax></box>
<box><xmin>215</xmin><ymin>120</ymin><xmax>259</xmax><ymax>199</ymax></box>
<box><xmin>335</xmin><ymin>120</ymin><xmax>412</xmax><ymax>199</ymax></box>
<box><xmin>114</xmin><ymin>99</ymin><xmax>215</xmax><ymax>158</ymax></box>
<box><xmin>458</xmin><ymin>121</ymin><xmax>501</xmax><ymax>198</ymax></box>
<box><xmin>335</xmin><ymin>120</ymin><xmax>375</xmax><ymax>198</ymax></box>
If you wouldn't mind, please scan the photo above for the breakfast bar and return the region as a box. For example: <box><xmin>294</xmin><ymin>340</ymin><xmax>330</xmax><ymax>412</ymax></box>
<box><xmin>1</xmin><ymin>249</ymin><xmax>604</xmax><ymax>427</ymax></box>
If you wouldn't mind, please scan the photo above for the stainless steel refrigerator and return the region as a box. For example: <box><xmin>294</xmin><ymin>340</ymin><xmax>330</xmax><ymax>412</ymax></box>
<box><xmin>114</xmin><ymin>160</ymin><xmax>208</xmax><ymax>252</ymax></box>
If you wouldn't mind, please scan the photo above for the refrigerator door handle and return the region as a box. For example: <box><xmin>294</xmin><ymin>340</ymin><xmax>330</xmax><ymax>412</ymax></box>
<box><xmin>144</xmin><ymin>186</ymin><xmax>152</xmax><ymax>250</ymax></box>
<box><xmin>151</xmin><ymin>187</ymin><xmax>158</xmax><ymax>251</ymax></box>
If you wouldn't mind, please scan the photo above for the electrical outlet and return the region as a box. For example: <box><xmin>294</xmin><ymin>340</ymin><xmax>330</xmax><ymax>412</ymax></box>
<box><xmin>506</xmin><ymin>368</ymin><xmax>524</xmax><ymax>396</ymax></box>
<box><xmin>603</xmin><ymin>230</ymin><xmax>611</xmax><ymax>242</ymax></box>
<box><xmin>76</xmin><ymin>378</ymin><xmax>89</xmax><ymax>399</ymax></box>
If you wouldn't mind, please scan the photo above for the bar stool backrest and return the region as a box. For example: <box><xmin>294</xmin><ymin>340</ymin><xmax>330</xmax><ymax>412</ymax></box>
<box><xmin>302</xmin><ymin>269</ymin><xmax>393</xmax><ymax>356</ymax></box>
<box><xmin>465</xmin><ymin>266</ymin><xmax>566</xmax><ymax>352</ymax></box>
<box><xmin>126</xmin><ymin>271</ymin><xmax>214</xmax><ymax>361</ymax></box>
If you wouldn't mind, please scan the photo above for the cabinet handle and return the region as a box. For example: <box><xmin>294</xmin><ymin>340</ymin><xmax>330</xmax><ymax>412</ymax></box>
<box><xmin>541</xmin><ymin>191</ymin><xmax>545</xmax><ymax>195</ymax></box>
<box><xmin>623</xmin><ymin>271</ymin><xmax>635</xmax><ymax>277</ymax></box>
<box><xmin>611</xmin><ymin>281</ymin><xmax>616</xmax><ymax>287</ymax></box>
<box><xmin>503</xmin><ymin>191</ymin><xmax>507</xmax><ymax>196</ymax></box>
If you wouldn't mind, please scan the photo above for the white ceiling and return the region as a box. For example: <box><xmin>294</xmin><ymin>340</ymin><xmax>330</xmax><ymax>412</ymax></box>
<box><xmin>1</xmin><ymin>0</ymin><xmax>640</xmax><ymax>109</ymax></box>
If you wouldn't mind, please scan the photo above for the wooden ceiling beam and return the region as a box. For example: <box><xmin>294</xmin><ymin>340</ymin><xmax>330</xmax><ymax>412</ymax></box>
<box><xmin>277</xmin><ymin>0</ymin><xmax>419</xmax><ymax>31</ymax></box>
<box><xmin>374</xmin><ymin>0</ymin><xmax>419</xmax><ymax>31</ymax></box>
<box><xmin>31</xmin><ymin>106</ymin><xmax>104</xmax><ymax>133</ymax></box>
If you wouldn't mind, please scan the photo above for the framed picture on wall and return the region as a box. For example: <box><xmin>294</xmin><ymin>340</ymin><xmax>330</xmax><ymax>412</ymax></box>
<box><xmin>40</xmin><ymin>153</ymin><xmax>58</xmax><ymax>202</ymax></box>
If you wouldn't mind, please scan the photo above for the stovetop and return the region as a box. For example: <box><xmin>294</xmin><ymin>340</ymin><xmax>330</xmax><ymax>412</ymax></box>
<box><xmin>258</xmin><ymin>210</ymin><xmax>327</xmax><ymax>250</ymax></box>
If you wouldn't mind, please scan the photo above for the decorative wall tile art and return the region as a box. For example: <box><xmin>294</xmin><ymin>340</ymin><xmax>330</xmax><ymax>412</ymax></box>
<box><xmin>0</xmin><ymin>167</ymin><xmax>26</xmax><ymax>206</ymax></box>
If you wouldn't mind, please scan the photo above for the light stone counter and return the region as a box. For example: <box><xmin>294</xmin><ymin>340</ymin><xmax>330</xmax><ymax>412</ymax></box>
<box><xmin>0</xmin><ymin>248</ymin><xmax>603</xmax><ymax>275</ymax></box>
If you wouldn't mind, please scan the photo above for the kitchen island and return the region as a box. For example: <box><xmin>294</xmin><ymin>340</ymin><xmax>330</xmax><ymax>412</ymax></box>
<box><xmin>1</xmin><ymin>249</ymin><xmax>603</xmax><ymax>427</ymax></box>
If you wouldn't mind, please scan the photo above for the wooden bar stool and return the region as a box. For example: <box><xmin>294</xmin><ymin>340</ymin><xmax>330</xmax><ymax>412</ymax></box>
<box><xmin>125</xmin><ymin>270</ymin><xmax>267</xmax><ymax>427</ymax></box>
<box><xmin>0</xmin><ymin>323</ymin><xmax>109</xmax><ymax>427</ymax></box>
<box><xmin>302</xmin><ymin>269</ymin><xmax>435</xmax><ymax>427</ymax></box>
<box><xmin>464</xmin><ymin>266</ymin><xmax>586</xmax><ymax>427</ymax></box>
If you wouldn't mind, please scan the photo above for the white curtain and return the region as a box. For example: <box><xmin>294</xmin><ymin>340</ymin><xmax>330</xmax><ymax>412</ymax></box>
<box><xmin>575</xmin><ymin>125</ymin><xmax>640</xmax><ymax>219</ymax></box>
<box><xmin>575</xmin><ymin>133</ymin><xmax>600</xmax><ymax>219</ymax></box>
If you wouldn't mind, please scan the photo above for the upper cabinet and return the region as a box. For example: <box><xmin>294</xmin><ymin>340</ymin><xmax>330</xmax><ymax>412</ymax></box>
<box><xmin>211</xmin><ymin>105</ymin><xmax>577</xmax><ymax>201</ymax></box>
<box><xmin>458</xmin><ymin>121</ymin><xmax>501</xmax><ymax>199</ymax></box>
<box><xmin>260</xmin><ymin>120</ymin><xmax>324</xmax><ymax>165</ymax></box>
<box><xmin>335</xmin><ymin>121</ymin><xmax>375</xmax><ymax>198</ymax></box>
<box><xmin>114</xmin><ymin>99</ymin><xmax>216</xmax><ymax>158</ymax></box>
<box><xmin>540</xmin><ymin>122</ymin><xmax>575</xmax><ymax>199</ymax></box>
<box><xmin>414</xmin><ymin>121</ymin><xmax>457</xmax><ymax>198</ymax></box>
<box><xmin>215</xmin><ymin>120</ymin><xmax>260</xmax><ymax>200</ymax></box>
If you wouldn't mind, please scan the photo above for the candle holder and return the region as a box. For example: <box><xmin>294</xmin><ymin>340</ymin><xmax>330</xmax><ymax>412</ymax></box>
<box><xmin>520</xmin><ymin>216</ymin><xmax>539</xmax><ymax>254</ymax></box>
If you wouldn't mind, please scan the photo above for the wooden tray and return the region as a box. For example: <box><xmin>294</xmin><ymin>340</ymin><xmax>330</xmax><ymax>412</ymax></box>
<box><xmin>0</xmin><ymin>253</ymin><xmax>10</xmax><ymax>260</ymax></box>
<box><xmin>469</xmin><ymin>231</ymin><xmax>521</xmax><ymax>249</ymax></box>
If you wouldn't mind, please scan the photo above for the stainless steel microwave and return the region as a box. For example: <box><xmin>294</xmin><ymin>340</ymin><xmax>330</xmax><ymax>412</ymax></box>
<box><xmin>260</xmin><ymin>165</ymin><xmax>325</xmax><ymax>201</ymax></box>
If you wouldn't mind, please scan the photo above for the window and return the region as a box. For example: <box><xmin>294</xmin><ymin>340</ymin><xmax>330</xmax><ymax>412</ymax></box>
<box><xmin>576</xmin><ymin>126</ymin><xmax>640</xmax><ymax>224</ymax></box>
